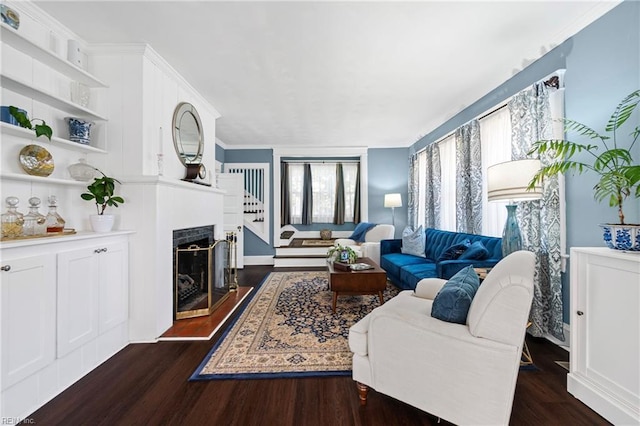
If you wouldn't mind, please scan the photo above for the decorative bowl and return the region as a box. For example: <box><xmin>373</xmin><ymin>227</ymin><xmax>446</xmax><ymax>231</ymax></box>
<box><xmin>600</xmin><ymin>224</ymin><xmax>640</xmax><ymax>251</ymax></box>
<box><xmin>19</xmin><ymin>144</ymin><xmax>54</xmax><ymax>177</ymax></box>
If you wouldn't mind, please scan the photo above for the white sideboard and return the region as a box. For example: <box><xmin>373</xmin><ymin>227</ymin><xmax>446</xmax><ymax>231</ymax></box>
<box><xmin>568</xmin><ymin>247</ymin><xmax>640</xmax><ymax>425</ymax></box>
<box><xmin>0</xmin><ymin>231</ymin><xmax>132</xmax><ymax>421</ymax></box>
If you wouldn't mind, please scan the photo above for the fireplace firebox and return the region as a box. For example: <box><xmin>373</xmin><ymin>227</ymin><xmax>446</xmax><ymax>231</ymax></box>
<box><xmin>173</xmin><ymin>226</ymin><xmax>231</xmax><ymax>320</ymax></box>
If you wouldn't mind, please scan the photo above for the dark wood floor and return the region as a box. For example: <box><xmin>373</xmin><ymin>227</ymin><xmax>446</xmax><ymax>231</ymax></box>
<box><xmin>27</xmin><ymin>265</ymin><xmax>609</xmax><ymax>426</ymax></box>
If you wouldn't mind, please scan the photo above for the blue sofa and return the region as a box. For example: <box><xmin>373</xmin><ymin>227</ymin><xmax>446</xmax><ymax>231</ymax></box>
<box><xmin>380</xmin><ymin>228</ymin><xmax>503</xmax><ymax>290</ymax></box>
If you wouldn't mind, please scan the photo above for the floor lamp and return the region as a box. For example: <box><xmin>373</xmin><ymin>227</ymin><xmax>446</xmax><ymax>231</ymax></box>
<box><xmin>384</xmin><ymin>193</ymin><xmax>402</xmax><ymax>227</ymax></box>
<box><xmin>487</xmin><ymin>159</ymin><xmax>542</xmax><ymax>257</ymax></box>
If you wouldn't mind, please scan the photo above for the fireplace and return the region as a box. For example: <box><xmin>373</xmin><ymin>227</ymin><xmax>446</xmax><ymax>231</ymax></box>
<box><xmin>173</xmin><ymin>226</ymin><xmax>231</xmax><ymax>320</ymax></box>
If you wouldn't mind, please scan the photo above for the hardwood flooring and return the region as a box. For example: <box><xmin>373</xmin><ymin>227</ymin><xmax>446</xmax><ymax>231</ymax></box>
<box><xmin>27</xmin><ymin>265</ymin><xmax>609</xmax><ymax>426</ymax></box>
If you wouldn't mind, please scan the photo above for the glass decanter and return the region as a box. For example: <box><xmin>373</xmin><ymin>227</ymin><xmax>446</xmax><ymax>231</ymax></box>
<box><xmin>45</xmin><ymin>195</ymin><xmax>66</xmax><ymax>233</ymax></box>
<box><xmin>23</xmin><ymin>197</ymin><xmax>47</xmax><ymax>236</ymax></box>
<box><xmin>1</xmin><ymin>196</ymin><xmax>24</xmax><ymax>238</ymax></box>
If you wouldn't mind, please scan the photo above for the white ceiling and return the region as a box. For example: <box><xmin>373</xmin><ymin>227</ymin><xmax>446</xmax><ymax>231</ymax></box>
<box><xmin>35</xmin><ymin>1</ymin><xmax>620</xmax><ymax>149</ymax></box>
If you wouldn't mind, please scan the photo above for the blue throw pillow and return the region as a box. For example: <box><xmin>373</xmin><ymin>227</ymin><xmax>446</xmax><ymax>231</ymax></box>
<box><xmin>458</xmin><ymin>240</ymin><xmax>489</xmax><ymax>260</ymax></box>
<box><xmin>437</xmin><ymin>239</ymin><xmax>471</xmax><ymax>261</ymax></box>
<box><xmin>431</xmin><ymin>266</ymin><xmax>480</xmax><ymax>324</ymax></box>
<box><xmin>401</xmin><ymin>225</ymin><xmax>426</xmax><ymax>258</ymax></box>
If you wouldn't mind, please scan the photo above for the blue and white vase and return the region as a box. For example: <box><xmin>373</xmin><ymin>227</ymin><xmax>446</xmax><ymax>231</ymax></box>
<box><xmin>65</xmin><ymin>117</ymin><xmax>93</xmax><ymax>145</ymax></box>
<box><xmin>600</xmin><ymin>224</ymin><xmax>640</xmax><ymax>251</ymax></box>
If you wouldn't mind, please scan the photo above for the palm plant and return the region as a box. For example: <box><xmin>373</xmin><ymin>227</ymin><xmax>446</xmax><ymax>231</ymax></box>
<box><xmin>528</xmin><ymin>90</ymin><xmax>640</xmax><ymax>225</ymax></box>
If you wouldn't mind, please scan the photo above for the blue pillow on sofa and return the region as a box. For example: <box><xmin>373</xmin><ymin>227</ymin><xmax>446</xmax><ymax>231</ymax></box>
<box><xmin>437</xmin><ymin>239</ymin><xmax>471</xmax><ymax>261</ymax></box>
<box><xmin>458</xmin><ymin>240</ymin><xmax>489</xmax><ymax>260</ymax></box>
<box><xmin>348</xmin><ymin>222</ymin><xmax>377</xmax><ymax>242</ymax></box>
<box><xmin>430</xmin><ymin>265</ymin><xmax>480</xmax><ymax>324</ymax></box>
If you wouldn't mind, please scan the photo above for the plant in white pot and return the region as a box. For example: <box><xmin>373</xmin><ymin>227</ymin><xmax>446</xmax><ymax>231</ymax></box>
<box><xmin>81</xmin><ymin>170</ymin><xmax>125</xmax><ymax>233</ymax></box>
<box><xmin>528</xmin><ymin>89</ymin><xmax>640</xmax><ymax>251</ymax></box>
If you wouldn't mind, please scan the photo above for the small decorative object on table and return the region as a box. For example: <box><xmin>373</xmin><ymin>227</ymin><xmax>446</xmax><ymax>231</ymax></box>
<box><xmin>23</xmin><ymin>197</ymin><xmax>46</xmax><ymax>236</ymax></box>
<box><xmin>350</xmin><ymin>263</ymin><xmax>374</xmax><ymax>271</ymax></box>
<box><xmin>320</xmin><ymin>229</ymin><xmax>332</xmax><ymax>240</ymax></box>
<box><xmin>66</xmin><ymin>117</ymin><xmax>94</xmax><ymax>145</ymax></box>
<box><xmin>327</xmin><ymin>244</ymin><xmax>358</xmax><ymax>264</ymax></box>
<box><xmin>1</xmin><ymin>4</ymin><xmax>20</xmax><ymax>29</ymax></box>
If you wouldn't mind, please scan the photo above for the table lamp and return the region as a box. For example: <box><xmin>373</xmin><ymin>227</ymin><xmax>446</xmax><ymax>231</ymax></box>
<box><xmin>487</xmin><ymin>159</ymin><xmax>542</xmax><ymax>256</ymax></box>
<box><xmin>384</xmin><ymin>193</ymin><xmax>402</xmax><ymax>227</ymax></box>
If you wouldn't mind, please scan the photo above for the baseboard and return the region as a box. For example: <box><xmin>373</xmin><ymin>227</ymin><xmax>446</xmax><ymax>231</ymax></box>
<box><xmin>544</xmin><ymin>322</ymin><xmax>570</xmax><ymax>352</ymax></box>
<box><xmin>244</xmin><ymin>255</ymin><xmax>275</xmax><ymax>266</ymax></box>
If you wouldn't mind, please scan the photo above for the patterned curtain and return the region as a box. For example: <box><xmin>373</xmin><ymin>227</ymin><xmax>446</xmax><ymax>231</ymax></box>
<box><xmin>280</xmin><ymin>162</ymin><xmax>291</xmax><ymax>225</ymax></box>
<box><xmin>301</xmin><ymin>163</ymin><xmax>313</xmax><ymax>225</ymax></box>
<box><xmin>424</xmin><ymin>143</ymin><xmax>441</xmax><ymax>229</ymax></box>
<box><xmin>407</xmin><ymin>153</ymin><xmax>419</xmax><ymax>230</ymax></box>
<box><xmin>333</xmin><ymin>163</ymin><xmax>345</xmax><ymax>225</ymax></box>
<box><xmin>455</xmin><ymin>120</ymin><xmax>482</xmax><ymax>233</ymax></box>
<box><xmin>353</xmin><ymin>164</ymin><xmax>361</xmax><ymax>224</ymax></box>
<box><xmin>509</xmin><ymin>83</ymin><xmax>564</xmax><ymax>341</ymax></box>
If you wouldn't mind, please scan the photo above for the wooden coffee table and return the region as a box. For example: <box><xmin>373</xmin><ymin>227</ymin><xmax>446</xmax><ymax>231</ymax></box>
<box><xmin>327</xmin><ymin>257</ymin><xmax>387</xmax><ymax>312</ymax></box>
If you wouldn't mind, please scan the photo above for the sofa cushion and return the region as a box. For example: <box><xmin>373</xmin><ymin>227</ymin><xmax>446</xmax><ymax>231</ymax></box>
<box><xmin>401</xmin><ymin>225</ymin><xmax>426</xmax><ymax>258</ymax></box>
<box><xmin>400</xmin><ymin>262</ymin><xmax>438</xmax><ymax>289</ymax></box>
<box><xmin>458</xmin><ymin>240</ymin><xmax>490</xmax><ymax>260</ymax></box>
<box><xmin>430</xmin><ymin>265</ymin><xmax>480</xmax><ymax>324</ymax></box>
<box><xmin>380</xmin><ymin>253</ymin><xmax>426</xmax><ymax>280</ymax></box>
<box><xmin>437</xmin><ymin>239</ymin><xmax>471</xmax><ymax>262</ymax></box>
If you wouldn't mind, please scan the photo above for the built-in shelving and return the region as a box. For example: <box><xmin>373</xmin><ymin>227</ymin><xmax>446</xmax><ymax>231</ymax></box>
<box><xmin>1</xmin><ymin>122</ymin><xmax>107</xmax><ymax>154</ymax></box>
<box><xmin>0</xmin><ymin>172</ymin><xmax>87</xmax><ymax>187</ymax></box>
<box><xmin>1</xmin><ymin>23</ymin><xmax>108</xmax><ymax>88</ymax></box>
<box><xmin>1</xmin><ymin>75</ymin><xmax>108</xmax><ymax>121</ymax></box>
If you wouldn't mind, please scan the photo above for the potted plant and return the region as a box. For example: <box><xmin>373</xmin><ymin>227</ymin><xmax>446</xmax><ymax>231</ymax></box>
<box><xmin>7</xmin><ymin>106</ymin><xmax>53</xmax><ymax>140</ymax></box>
<box><xmin>81</xmin><ymin>170</ymin><xmax>125</xmax><ymax>232</ymax></box>
<box><xmin>327</xmin><ymin>244</ymin><xmax>358</xmax><ymax>264</ymax></box>
<box><xmin>528</xmin><ymin>89</ymin><xmax>640</xmax><ymax>251</ymax></box>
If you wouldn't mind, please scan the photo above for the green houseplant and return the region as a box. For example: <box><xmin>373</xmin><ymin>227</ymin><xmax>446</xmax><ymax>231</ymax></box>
<box><xmin>327</xmin><ymin>244</ymin><xmax>358</xmax><ymax>264</ymax></box>
<box><xmin>528</xmin><ymin>89</ymin><xmax>640</xmax><ymax>250</ymax></box>
<box><xmin>81</xmin><ymin>170</ymin><xmax>125</xmax><ymax>232</ymax></box>
<box><xmin>8</xmin><ymin>106</ymin><xmax>53</xmax><ymax>140</ymax></box>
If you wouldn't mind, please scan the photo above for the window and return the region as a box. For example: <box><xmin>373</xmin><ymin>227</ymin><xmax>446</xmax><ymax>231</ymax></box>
<box><xmin>287</xmin><ymin>162</ymin><xmax>359</xmax><ymax>224</ymax></box>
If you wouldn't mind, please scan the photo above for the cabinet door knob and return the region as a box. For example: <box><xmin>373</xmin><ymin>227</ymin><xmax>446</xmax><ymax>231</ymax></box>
<box><xmin>577</xmin><ymin>310</ymin><xmax>584</xmax><ymax>316</ymax></box>
<box><xmin>1</xmin><ymin>265</ymin><xmax>10</xmax><ymax>271</ymax></box>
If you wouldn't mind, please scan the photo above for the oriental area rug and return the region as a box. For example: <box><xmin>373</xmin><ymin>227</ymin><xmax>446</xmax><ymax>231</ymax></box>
<box><xmin>190</xmin><ymin>270</ymin><xmax>399</xmax><ymax>380</ymax></box>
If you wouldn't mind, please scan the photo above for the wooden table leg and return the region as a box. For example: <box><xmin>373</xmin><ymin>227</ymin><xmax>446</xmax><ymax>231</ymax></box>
<box><xmin>356</xmin><ymin>382</ymin><xmax>369</xmax><ymax>406</ymax></box>
<box><xmin>378</xmin><ymin>291</ymin><xmax>384</xmax><ymax>305</ymax></box>
<box><xmin>332</xmin><ymin>291</ymin><xmax>338</xmax><ymax>313</ymax></box>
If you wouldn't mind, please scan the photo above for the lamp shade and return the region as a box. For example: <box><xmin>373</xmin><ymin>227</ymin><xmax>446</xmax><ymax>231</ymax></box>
<box><xmin>487</xmin><ymin>159</ymin><xmax>543</xmax><ymax>202</ymax></box>
<box><xmin>384</xmin><ymin>193</ymin><xmax>402</xmax><ymax>208</ymax></box>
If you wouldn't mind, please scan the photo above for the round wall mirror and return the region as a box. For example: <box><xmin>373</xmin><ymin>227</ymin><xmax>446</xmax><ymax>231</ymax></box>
<box><xmin>172</xmin><ymin>102</ymin><xmax>203</xmax><ymax>165</ymax></box>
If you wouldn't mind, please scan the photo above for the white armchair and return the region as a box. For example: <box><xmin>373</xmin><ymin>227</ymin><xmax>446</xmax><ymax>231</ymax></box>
<box><xmin>348</xmin><ymin>250</ymin><xmax>535</xmax><ymax>425</ymax></box>
<box><xmin>332</xmin><ymin>224</ymin><xmax>395</xmax><ymax>265</ymax></box>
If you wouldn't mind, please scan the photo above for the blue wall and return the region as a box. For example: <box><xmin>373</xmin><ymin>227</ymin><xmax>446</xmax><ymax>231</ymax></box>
<box><xmin>409</xmin><ymin>2</ymin><xmax>640</xmax><ymax>324</ymax></box>
<box><xmin>368</xmin><ymin>148</ymin><xmax>409</xmax><ymax>238</ymax></box>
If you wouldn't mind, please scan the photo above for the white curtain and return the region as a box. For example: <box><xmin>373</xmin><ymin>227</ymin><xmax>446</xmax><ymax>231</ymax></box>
<box><xmin>288</xmin><ymin>163</ymin><xmax>304</xmax><ymax>224</ymax></box>
<box><xmin>342</xmin><ymin>163</ymin><xmax>358</xmax><ymax>222</ymax></box>
<box><xmin>439</xmin><ymin>135</ymin><xmax>456</xmax><ymax>231</ymax></box>
<box><xmin>479</xmin><ymin>107</ymin><xmax>512</xmax><ymax>237</ymax></box>
<box><xmin>310</xmin><ymin>163</ymin><xmax>337</xmax><ymax>223</ymax></box>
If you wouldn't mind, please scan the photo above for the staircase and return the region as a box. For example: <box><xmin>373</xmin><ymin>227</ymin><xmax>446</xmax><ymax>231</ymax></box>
<box><xmin>224</xmin><ymin>163</ymin><xmax>270</xmax><ymax>244</ymax></box>
<box><xmin>273</xmin><ymin>230</ymin><xmax>352</xmax><ymax>267</ymax></box>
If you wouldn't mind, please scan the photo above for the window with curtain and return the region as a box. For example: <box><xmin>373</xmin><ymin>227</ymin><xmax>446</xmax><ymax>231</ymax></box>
<box><xmin>287</xmin><ymin>162</ymin><xmax>359</xmax><ymax>224</ymax></box>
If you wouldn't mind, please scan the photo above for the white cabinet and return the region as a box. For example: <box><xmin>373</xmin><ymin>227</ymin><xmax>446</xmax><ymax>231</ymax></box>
<box><xmin>0</xmin><ymin>232</ymin><xmax>131</xmax><ymax>421</ymax></box>
<box><xmin>0</xmin><ymin>254</ymin><xmax>56</xmax><ymax>389</ymax></box>
<box><xmin>568</xmin><ymin>247</ymin><xmax>640</xmax><ymax>425</ymax></box>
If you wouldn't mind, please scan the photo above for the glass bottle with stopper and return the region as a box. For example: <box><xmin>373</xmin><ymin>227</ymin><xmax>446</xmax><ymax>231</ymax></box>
<box><xmin>1</xmin><ymin>196</ymin><xmax>24</xmax><ymax>238</ymax></box>
<box><xmin>23</xmin><ymin>197</ymin><xmax>47</xmax><ymax>236</ymax></box>
<box><xmin>45</xmin><ymin>195</ymin><xmax>66</xmax><ymax>233</ymax></box>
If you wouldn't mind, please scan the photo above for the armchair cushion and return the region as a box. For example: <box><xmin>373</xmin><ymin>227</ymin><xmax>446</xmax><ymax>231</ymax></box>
<box><xmin>437</xmin><ymin>239</ymin><xmax>471</xmax><ymax>262</ymax></box>
<box><xmin>458</xmin><ymin>240</ymin><xmax>489</xmax><ymax>260</ymax></box>
<box><xmin>430</xmin><ymin>266</ymin><xmax>480</xmax><ymax>324</ymax></box>
<box><xmin>401</xmin><ymin>225</ymin><xmax>426</xmax><ymax>257</ymax></box>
